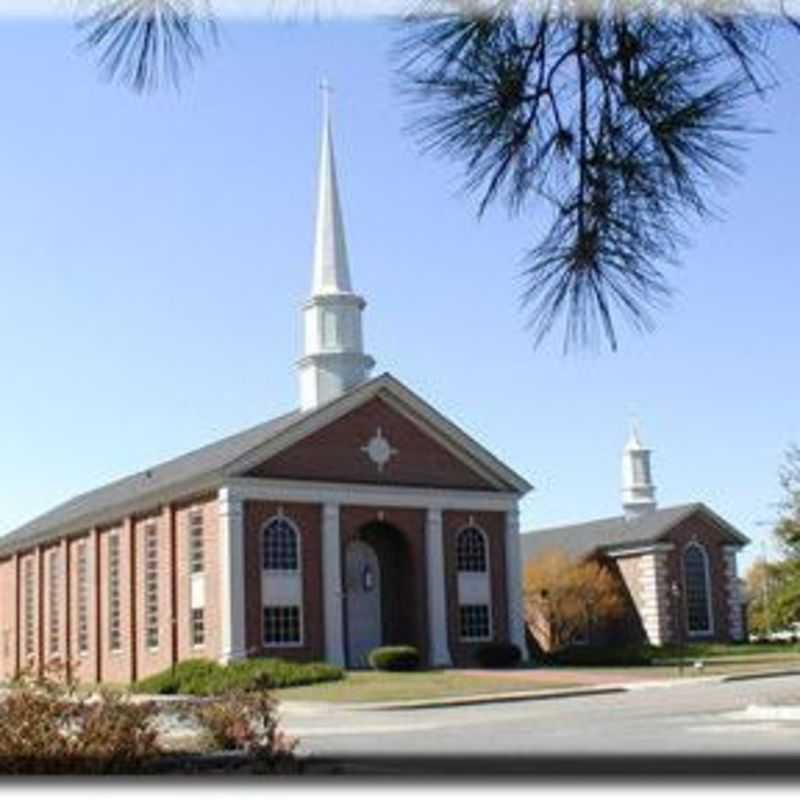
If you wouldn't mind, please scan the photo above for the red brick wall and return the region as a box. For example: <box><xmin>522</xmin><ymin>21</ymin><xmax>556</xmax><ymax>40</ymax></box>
<box><xmin>662</xmin><ymin>512</ymin><xmax>736</xmax><ymax>643</ymax></box>
<box><xmin>67</xmin><ymin>534</ymin><xmax>96</xmax><ymax>685</ymax></box>
<box><xmin>247</xmin><ymin>397</ymin><xmax>501</xmax><ymax>491</ymax></box>
<box><xmin>243</xmin><ymin>501</ymin><xmax>324</xmax><ymax>661</ymax></box>
<box><xmin>174</xmin><ymin>495</ymin><xmax>222</xmax><ymax>664</ymax></box>
<box><xmin>444</xmin><ymin>510</ymin><xmax>509</xmax><ymax>666</ymax></box>
<box><xmin>340</xmin><ymin>506</ymin><xmax>429</xmax><ymax>666</ymax></box>
<box><xmin>133</xmin><ymin>508</ymin><xmax>175</xmax><ymax>681</ymax></box>
<box><xmin>98</xmin><ymin>522</ymin><xmax>134</xmax><ymax>685</ymax></box>
<box><xmin>0</xmin><ymin>556</ymin><xmax>17</xmax><ymax>680</ymax></box>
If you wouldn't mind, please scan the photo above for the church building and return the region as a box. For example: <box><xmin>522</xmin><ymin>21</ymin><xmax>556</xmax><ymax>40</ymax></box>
<box><xmin>521</xmin><ymin>427</ymin><xmax>749</xmax><ymax>651</ymax></box>
<box><xmin>0</xmin><ymin>102</ymin><xmax>531</xmax><ymax>684</ymax></box>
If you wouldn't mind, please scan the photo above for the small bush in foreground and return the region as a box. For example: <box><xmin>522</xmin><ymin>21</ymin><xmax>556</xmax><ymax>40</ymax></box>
<box><xmin>190</xmin><ymin>691</ymin><xmax>296</xmax><ymax>768</ymax></box>
<box><xmin>133</xmin><ymin>657</ymin><xmax>344</xmax><ymax>696</ymax></box>
<box><xmin>475</xmin><ymin>642</ymin><xmax>522</xmax><ymax>669</ymax></box>
<box><xmin>0</xmin><ymin>662</ymin><xmax>161</xmax><ymax>774</ymax></box>
<box><xmin>368</xmin><ymin>645</ymin><xmax>420</xmax><ymax>672</ymax></box>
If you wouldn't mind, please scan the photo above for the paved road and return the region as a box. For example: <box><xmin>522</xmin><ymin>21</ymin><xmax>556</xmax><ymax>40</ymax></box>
<box><xmin>281</xmin><ymin>675</ymin><xmax>800</xmax><ymax>774</ymax></box>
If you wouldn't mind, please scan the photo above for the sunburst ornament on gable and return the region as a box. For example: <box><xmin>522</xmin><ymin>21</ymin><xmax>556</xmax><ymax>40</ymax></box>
<box><xmin>361</xmin><ymin>427</ymin><xmax>398</xmax><ymax>472</ymax></box>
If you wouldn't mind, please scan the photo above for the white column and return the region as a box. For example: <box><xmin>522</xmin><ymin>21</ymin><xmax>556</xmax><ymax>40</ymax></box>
<box><xmin>504</xmin><ymin>506</ymin><xmax>527</xmax><ymax>655</ymax></box>
<box><xmin>322</xmin><ymin>503</ymin><xmax>346</xmax><ymax>667</ymax></box>
<box><xmin>218</xmin><ymin>487</ymin><xmax>246</xmax><ymax>664</ymax></box>
<box><xmin>426</xmin><ymin>508</ymin><xmax>452</xmax><ymax>667</ymax></box>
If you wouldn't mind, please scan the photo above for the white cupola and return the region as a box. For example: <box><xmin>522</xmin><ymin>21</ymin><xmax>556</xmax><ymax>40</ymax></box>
<box><xmin>621</xmin><ymin>421</ymin><xmax>657</xmax><ymax>519</ymax></box>
<box><xmin>297</xmin><ymin>85</ymin><xmax>374</xmax><ymax>411</ymax></box>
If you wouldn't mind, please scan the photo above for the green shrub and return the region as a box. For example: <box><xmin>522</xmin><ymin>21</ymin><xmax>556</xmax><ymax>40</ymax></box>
<box><xmin>368</xmin><ymin>645</ymin><xmax>420</xmax><ymax>672</ymax></box>
<box><xmin>547</xmin><ymin>645</ymin><xmax>653</xmax><ymax>667</ymax></box>
<box><xmin>475</xmin><ymin>642</ymin><xmax>522</xmax><ymax>668</ymax></box>
<box><xmin>132</xmin><ymin>658</ymin><xmax>344</xmax><ymax>696</ymax></box>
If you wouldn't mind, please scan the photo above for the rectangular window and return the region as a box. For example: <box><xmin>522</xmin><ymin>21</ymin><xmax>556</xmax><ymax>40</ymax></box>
<box><xmin>48</xmin><ymin>551</ymin><xmax>60</xmax><ymax>656</ymax></box>
<box><xmin>144</xmin><ymin>524</ymin><xmax>159</xmax><ymax>650</ymax></box>
<box><xmin>191</xmin><ymin>608</ymin><xmax>205</xmax><ymax>648</ymax></box>
<box><xmin>24</xmin><ymin>560</ymin><xmax>35</xmax><ymax>658</ymax></box>
<box><xmin>108</xmin><ymin>533</ymin><xmax>121</xmax><ymax>652</ymax></box>
<box><xmin>262</xmin><ymin>605</ymin><xmax>301</xmax><ymax>645</ymax></box>
<box><xmin>77</xmin><ymin>542</ymin><xmax>89</xmax><ymax>655</ymax></box>
<box><xmin>189</xmin><ymin>510</ymin><xmax>204</xmax><ymax>575</ymax></box>
<box><xmin>459</xmin><ymin>604</ymin><xmax>491</xmax><ymax>641</ymax></box>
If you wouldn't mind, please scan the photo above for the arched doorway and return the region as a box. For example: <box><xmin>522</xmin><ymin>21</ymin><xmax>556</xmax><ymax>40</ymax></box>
<box><xmin>345</xmin><ymin>540</ymin><xmax>382</xmax><ymax>667</ymax></box>
<box><xmin>344</xmin><ymin>520</ymin><xmax>418</xmax><ymax>668</ymax></box>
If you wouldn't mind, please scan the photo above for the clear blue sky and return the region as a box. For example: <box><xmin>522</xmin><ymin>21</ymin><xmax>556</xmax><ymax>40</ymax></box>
<box><xmin>0</xmin><ymin>19</ymin><xmax>797</xmax><ymax>573</ymax></box>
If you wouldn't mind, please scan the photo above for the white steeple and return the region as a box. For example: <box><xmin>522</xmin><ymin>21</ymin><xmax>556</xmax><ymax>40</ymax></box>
<box><xmin>297</xmin><ymin>83</ymin><xmax>374</xmax><ymax>411</ymax></box>
<box><xmin>621</xmin><ymin>420</ymin><xmax>657</xmax><ymax>519</ymax></box>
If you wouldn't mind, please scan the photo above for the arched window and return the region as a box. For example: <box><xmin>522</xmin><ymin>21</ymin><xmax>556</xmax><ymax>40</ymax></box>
<box><xmin>684</xmin><ymin>543</ymin><xmax>712</xmax><ymax>635</ymax></box>
<box><xmin>456</xmin><ymin>525</ymin><xmax>491</xmax><ymax>641</ymax></box>
<box><xmin>456</xmin><ymin>527</ymin><xmax>488</xmax><ymax>573</ymax></box>
<box><xmin>262</xmin><ymin>517</ymin><xmax>300</xmax><ymax>572</ymax></box>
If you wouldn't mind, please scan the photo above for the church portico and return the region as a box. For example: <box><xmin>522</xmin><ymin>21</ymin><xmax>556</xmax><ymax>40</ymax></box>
<box><xmin>220</xmin><ymin>478</ymin><xmax>524</xmax><ymax>669</ymax></box>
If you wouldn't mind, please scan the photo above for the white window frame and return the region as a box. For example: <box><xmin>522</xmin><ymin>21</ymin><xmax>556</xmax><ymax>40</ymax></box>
<box><xmin>456</xmin><ymin>524</ymin><xmax>493</xmax><ymax>642</ymax></box>
<box><xmin>261</xmin><ymin>604</ymin><xmax>304</xmax><ymax>648</ymax></box>
<box><xmin>48</xmin><ymin>550</ymin><xmax>60</xmax><ymax>657</ymax></box>
<box><xmin>23</xmin><ymin>558</ymin><xmax>35</xmax><ymax>659</ymax></box>
<box><xmin>683</xmin><ymin>542</ymin><xmax>714</xmax><ymax>637</ymax></box>
<box><xmin>143</xmin><ymin>522</ymin><xmax>160</xmax><ymax>652</ymax></box>
<box><xmin>260</xmin><ymin>514</ymin><xmax>304</xmax><ymax>647</ymax></box>
<box><xmin>76</xmin><ymin>541</ymin><xmax>90</xmax><ymax>656</ymax></box>
<box><xmin>108</xmin><ymin>531</ymin><xmax>122</xmax><ymax>654</ymax></box>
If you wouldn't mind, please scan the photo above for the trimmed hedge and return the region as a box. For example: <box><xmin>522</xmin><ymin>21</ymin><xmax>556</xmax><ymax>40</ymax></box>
<box><xmin>132</xmin><ymin>658</ymin><xmax>344</xmax><ymax>696</ymax></box>
<box><xmin>545</xmin><ymin>645</ymin><xmax>653</xmax><ymax>667</ymax></box>
<box><xmin>475</xmin><ymin>642</ymin><xmax>522</xmax><ymax>669</ymax></box>
<box><xmin>368</xmin><ymin>645</ymin><xmax>420</xmax><ymax>672</ymax></box>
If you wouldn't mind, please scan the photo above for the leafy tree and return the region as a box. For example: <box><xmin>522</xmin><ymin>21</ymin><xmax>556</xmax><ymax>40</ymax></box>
<box><xmin>523</xmin><ymin>547</ymin><xmax>625</xmax><ymax>652</ymax></box>
<box><xmin>776</xmin><ymin>443</ymin><xmax>800</xmax><ymax>558</ymax></box>
<box><xmin>73</xmin><ymin>1</ymin><xmax>800</xmax><ymax>351</ymax></box>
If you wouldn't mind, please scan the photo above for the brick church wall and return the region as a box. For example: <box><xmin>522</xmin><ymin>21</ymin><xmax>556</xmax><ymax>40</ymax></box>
<box><xmin>247</xmin><ymin>397</ymin><xmax>502</xmax><ymax>492</ymax></box>
<box><xmin>662</xmin><ymin>514</ymin><xmax>736</xmax><ymax>644</ymax></box>
<box><xmin>0</xmin><ymin>556</ymin><xmax>16</xmax><ymax>680</ymax></box>
<box><xmin>243</xmin><ymin>500</ymin><xmax>325</xmax><ymax>662</ymax></box>
<box><xmin>173</xmin><ymin>495</ymin><xmax>222</xmax><ymax>665</ymax></box>
<box><xmin>443</xmin><ymin>510</ymin><xmax>508</xmax><ymax>666</ymax></box>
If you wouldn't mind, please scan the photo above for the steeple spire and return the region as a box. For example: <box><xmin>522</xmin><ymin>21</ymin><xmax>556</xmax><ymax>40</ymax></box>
<box><xmin>297</xmin><ymin>83</ymin><xmax>375</xmax><ymax>411</ymax></box>
<box><xmin>312</xmin><ymin>79</ymin><xmax>353</xmax><ymax>295</ymax></box>
<box><xmin>621</xmin><ymin>419</ymin><xmax>657</xmax><ymax>519</ymax></box>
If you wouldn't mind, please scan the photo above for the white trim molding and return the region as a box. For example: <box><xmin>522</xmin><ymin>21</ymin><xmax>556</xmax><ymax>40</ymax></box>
<box><xmin>226</xmin><ymin>477</ymin><xmax>519</xmax><ymax>513</ymax></box>
<box><xmin>504</xmin><ymin>507</ymin><xmax>527</xmax><ymax>655</ymax></box>
<box><xmin>425</xmin><ymin>508</ymin><xmax>452</xmax><ymax>666</ymax></box>
<box><xmin>218</xmin><ymin>487</ymin><xmax>246</xmax><ymax>664</ymax></box>
<box><xmin>322</xmin><ymin>503</ymin><xmax>346</xmax><ymax>667</ymax></box>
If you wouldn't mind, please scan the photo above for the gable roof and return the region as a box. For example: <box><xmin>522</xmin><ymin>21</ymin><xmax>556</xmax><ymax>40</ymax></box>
<box><xmin>1</xmin><ymin>372</ymin><xmax>531</xmax><ymax>557</ymax></box>
<box><xmin>521</xmin><ymin>502</ymin><xmax>749</xmax><ymax>563</ymax></box>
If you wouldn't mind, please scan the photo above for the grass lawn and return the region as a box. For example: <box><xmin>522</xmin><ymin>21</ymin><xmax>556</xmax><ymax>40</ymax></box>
<box><xmin>272</xmin><ymin>670</ymin><xmax>578</xmax><ymax>704</ymax></box>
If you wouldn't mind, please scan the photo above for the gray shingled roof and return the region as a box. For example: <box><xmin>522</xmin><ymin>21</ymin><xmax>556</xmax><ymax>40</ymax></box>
<box><xmin>0</xmin><ymin>409</ymin><xmax>304</xmax><ymax>556</ymax></box>
<box><xmin>521</xmin><ymin>502</ymin><xmax>748</xmax><ymax>563</ymax></box>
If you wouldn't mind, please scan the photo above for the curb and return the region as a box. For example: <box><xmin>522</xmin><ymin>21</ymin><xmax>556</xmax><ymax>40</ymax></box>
<box><xmin>332</xmin><ymin>685</ymin><xmax>629</xmax><ymax>712</ymax></box>
<box><xmin>722</xmin><ymin>668</ymin><xmax>800</xmax><ymax>683</ymax></box>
